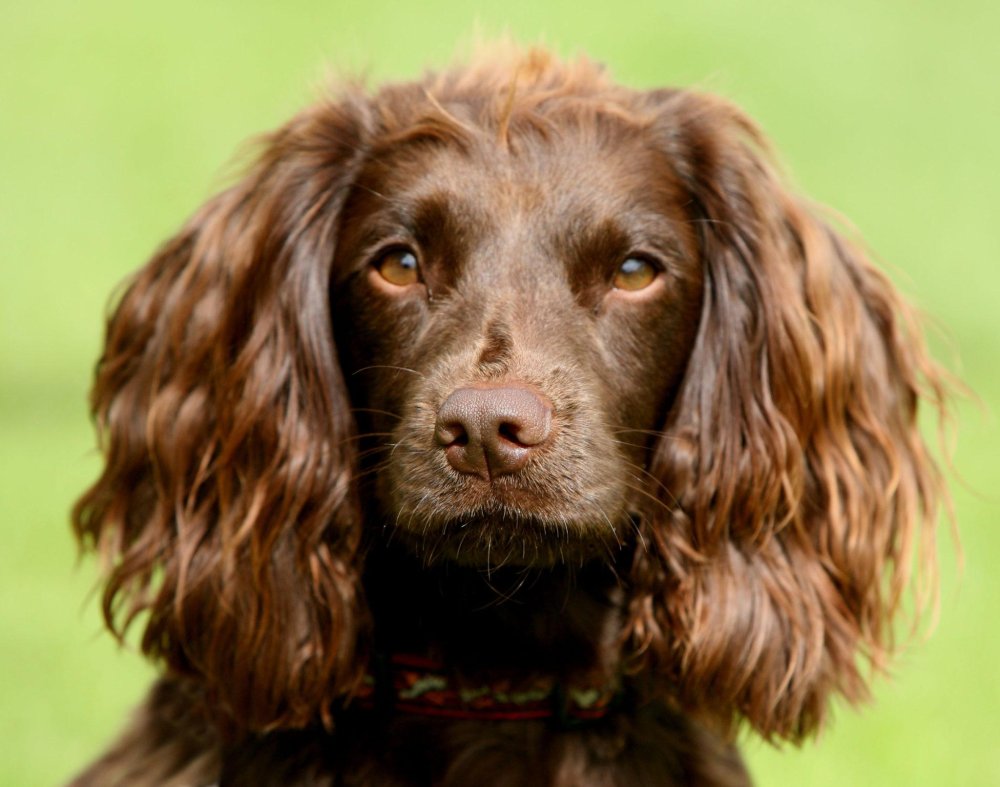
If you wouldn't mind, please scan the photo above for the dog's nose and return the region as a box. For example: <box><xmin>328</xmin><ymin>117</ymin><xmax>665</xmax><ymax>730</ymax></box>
<box><xmin>435</xmin><ymin>384</ymin><xmax>553</xmax><ymax>479</ymax></box>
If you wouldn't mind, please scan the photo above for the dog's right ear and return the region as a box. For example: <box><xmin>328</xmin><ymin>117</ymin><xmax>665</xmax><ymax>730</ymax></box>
<box><xmin>73</xmin><ymin>93</ymin><xmax>374</xmax><ymax>731</ymax></box>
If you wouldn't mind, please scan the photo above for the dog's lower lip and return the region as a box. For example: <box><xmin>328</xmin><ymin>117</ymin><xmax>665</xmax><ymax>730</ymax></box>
<box><xmin>447</xmin><ymin>511</ymin><xmax>548</xmax><ymax>530</ymax></box>
<box><xmin>436</xmin><ymin>502</ymin><xmax>553</xmax><ymax>529</ymax></box>
<box><xmin>433</xmin><ymin>475</ymin><xmax>562</xmax><ymax>513</ymax></box>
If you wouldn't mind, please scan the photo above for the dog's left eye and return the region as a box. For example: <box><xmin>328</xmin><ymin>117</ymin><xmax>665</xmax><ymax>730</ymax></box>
<box><xmin>613</xmin><ymin>257</ymin><xmax>658</xmax><ymax>291</ymax></box>
<box><xmin>374</xmin><ymin>248</ymin><xmax>420</xmax><ymax>287</ymax></box>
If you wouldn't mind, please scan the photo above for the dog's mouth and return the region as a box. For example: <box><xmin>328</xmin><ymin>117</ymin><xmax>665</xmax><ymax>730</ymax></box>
<box><xmin>384</xmin><ymin>496</ymin><xmax>630</xmax><ymax>568</ymax></box>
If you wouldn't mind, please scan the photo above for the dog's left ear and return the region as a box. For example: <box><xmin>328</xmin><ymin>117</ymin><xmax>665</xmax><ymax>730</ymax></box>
<box><xmin>627</xmin><ymin>91</ymin><xmax>950</xmax><ymax>740</ymax></box>
<box><xmin>73</xmin><ymin>95</ymin><xmax>374</xmax><ymax>731</ymax></box>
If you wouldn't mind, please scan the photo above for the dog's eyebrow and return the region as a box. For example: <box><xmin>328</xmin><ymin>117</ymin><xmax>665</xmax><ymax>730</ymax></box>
<box><xmin>561</xmin><ymin>211</ymin><xmax>687</xmax><ymax>263</ymax></box>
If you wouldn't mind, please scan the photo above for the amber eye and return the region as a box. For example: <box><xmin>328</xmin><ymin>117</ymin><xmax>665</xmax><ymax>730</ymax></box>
<box><xmin>374</xmin><ymin>248</ymin><xmax>420</xmax><ymax>287</ymax></box>
<box><xmin>613</xmin><ymin>256</ymin><xmax>658</xmax><ymax>291</ymax></box>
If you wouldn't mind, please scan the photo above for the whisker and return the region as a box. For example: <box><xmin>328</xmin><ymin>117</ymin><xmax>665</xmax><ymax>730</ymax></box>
<box><xmin>477</xmin><ymin>570</ymin><xmax>533</xmax><ymax>609</ymax></box>
<box><xmin>351</xmin><ymin>365</ymin><xmax>426</xmax><ymax>379</ymax></box>
<box><xmin>349</xmin><ymin>459</ymin><xmax>394</xmax><ymax>483</ymax></box>
<box><xmin>622</xmin><ymin>480</ymin><xmax>678</xmax><ymax>516</ymax></box>
<box><xmin>354</xmin><ymin>183</ymin><xmax>390</xmax><ymax>202</ymax></box>
<box><xmin>592</xmin><ymin>502</ymin><xmax>621</xmax><ymax>549</ymax></box>
<box><xmin>387</xmin><ymin>440</ymin><xmax>406</xmax><ymax>460</ymax></box>
<box><xmin>340</xmin><ymin>431</ymin><xmax>395</xmax><ymax>445</ymax></box>
<box><xmin>608</xmin><ymin>437</ymin><xmax>654</xmax><ymax>452</ymax></box>
<box><xmin>627</xmin><ymin>515</ymin><xmax>649</xmax><ymax>555</ymax></box>
<box><xmin>355</xmin><ymin>445</ymin><xmax>396</xmax><ymax>462</ymax></box>
<box><xmin>350</xmin><ymin>407</ymin><xmax>404</xmax><ymax>421</ymax></box>
<box><xmin>609</xmin><ymin>426</ymin><xmax>681</xmax><ymax>441</ymax></box>
<box><xmin>455</xmin><ymin>529</ymin><xmax>469</xmax><ymax>560</ymax></box>
<box><xmin>620</xmin><ymin>458</ymin><xmax>679</xmax><ymax>501</ymax></box>
<box><xmin>684</xmin><ymin>217</ymin><xmax>736</xmax><ymax>231</ymax></box>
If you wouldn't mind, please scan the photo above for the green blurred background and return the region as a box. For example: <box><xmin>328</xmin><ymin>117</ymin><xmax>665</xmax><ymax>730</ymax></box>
<box><xmin>2</xmin><ymin>1</ymin><xmax>997</xmax><ymax>784</ymax></box>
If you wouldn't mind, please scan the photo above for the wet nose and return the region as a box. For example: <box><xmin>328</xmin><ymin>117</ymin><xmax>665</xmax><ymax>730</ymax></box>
<box><xmin>434</xmin><ymin>383</ymin><xmax>554</xmax><ymax>480</ymax></box>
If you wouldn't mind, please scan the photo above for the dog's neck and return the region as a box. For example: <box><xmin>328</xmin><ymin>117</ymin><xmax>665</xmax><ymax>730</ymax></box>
<box><xmin>363</xmin><ymin>545</ymin><xmax>627</xmax><ymax>682</ymax></box>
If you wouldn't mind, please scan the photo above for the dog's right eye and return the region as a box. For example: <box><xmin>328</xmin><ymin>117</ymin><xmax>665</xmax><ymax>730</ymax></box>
<box><xmin>613</xmin><ymin>256</ymin><xmax>658</xmax><ymax>292</ymax></box>
<box><xmin>373</xmin><ymin>248</ymin><xmax>420</xmax><ymax>287</ymax></box>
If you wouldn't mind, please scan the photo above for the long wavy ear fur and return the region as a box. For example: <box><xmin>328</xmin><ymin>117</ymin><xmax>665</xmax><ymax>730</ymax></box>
<box><xmin>628</xmin><ymin>92</ymin><xmax>949</xmax><ymax>740</ymax></box>
<box><xmin>73</xmin><ymin>95</ymin><xmax>372</xmax><ymax>732</ymax></box>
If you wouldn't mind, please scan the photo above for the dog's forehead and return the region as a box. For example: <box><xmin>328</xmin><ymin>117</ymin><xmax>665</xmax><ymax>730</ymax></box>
<box><xmin>359</xmin><ymin>124</ymin><xmax>687</xmax><ymax>251</ymax></box>
<box><xmin>414</xmin><ymin>137</ymin><xmax>646</xmax><ymax>206</ymax></box>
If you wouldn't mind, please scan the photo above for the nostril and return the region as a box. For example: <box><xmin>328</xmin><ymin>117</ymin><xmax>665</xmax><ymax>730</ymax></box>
<box><xmin>435</xmin><ymin>421</ymin><xmax>468</xmax><ymax>448</ymax></box>
<box><xmin>497</xmin><ymin>421</ymin><xmax>522</xmax><ymax>445</ymax></box>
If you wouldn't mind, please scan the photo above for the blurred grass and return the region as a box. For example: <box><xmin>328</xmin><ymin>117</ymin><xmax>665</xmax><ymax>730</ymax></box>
<box><xmin>1</xmin><ymin>1</ymin><xmax>997</xmax><ymax>784</ymax></box>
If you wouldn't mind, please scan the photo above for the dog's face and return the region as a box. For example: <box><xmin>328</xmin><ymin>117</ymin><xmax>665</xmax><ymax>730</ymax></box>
<box><xmin>333</xmin><ymin>117</ymin><xmax>703</xmax><ymax>566</ymax></box>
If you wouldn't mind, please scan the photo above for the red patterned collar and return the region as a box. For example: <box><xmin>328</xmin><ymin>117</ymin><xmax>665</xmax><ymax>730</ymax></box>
<box><xmin>354</xmin><ymin>654</ymin><xmax>622</xmax><ymax>724</ymax></box>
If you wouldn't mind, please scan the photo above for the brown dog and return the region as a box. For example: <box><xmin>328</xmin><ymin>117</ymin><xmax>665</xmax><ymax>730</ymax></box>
<box><xmin>71</xmin><ymin>47</ymin><xmax>948</xmax><ymax>785</ymax></box>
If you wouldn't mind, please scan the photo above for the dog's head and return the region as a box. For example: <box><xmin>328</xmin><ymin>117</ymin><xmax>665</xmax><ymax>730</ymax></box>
<box><xmin>75</xmin><ymin>48</ymin><xmax>948</xmax><ymax>739</ymax></box>
<box><xmin>331</xmin><ymin>64</ymin><xmax>704</xmax><ymax>568</ymax></box>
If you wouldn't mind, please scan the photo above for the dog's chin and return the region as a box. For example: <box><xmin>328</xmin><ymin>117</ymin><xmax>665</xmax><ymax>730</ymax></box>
<box><xmin>389</xmin><ymin>510</ymin><xmax>625</xmax><ymax>569</ymax></box>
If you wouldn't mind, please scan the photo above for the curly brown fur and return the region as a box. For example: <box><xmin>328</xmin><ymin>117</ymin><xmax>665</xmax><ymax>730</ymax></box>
<box><xmin>71</xmin><ymin>46</ymin><xmax>949</xmax><ymax>786</ymax></box>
